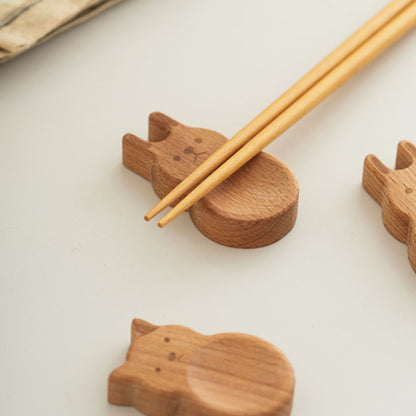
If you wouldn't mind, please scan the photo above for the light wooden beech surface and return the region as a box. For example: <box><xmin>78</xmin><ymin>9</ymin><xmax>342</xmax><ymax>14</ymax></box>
<box><xmin>109</xmin><ymin>319</ymin><xmax>295</xmax><ymax>416</ymax></box>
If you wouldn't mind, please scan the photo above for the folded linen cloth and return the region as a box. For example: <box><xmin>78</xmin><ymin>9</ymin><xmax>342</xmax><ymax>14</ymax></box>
<box><xmin>0</xmin><ymin>0</ymin><xmax>126</xmax><ymax>63</ymax></box>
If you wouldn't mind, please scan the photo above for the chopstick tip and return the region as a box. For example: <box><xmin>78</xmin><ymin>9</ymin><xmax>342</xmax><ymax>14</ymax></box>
<box><xmin>144</xmin><ymin>207</ymin><xmax>158</xmax><ymax>221</ymax></box>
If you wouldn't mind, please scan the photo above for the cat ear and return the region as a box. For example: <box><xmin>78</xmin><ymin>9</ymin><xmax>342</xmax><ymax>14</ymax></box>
<box><xmin>396</xmin><ymin>141</ymin><xmax>416</xmax><ymax>170</ymax></box>
<box><xmin>131</xmin><ymin>319</ymin><xmax>159</xmax><ymax>342</ymax></box>
<box><xmin>363</xmin><ymin>154</ymin><xmax>391</xmax><ymax>204</ymax></box>
<box><xmin>108</xmin><ymin>363</ymin><xmax>134</xmax><ymax>406</ymax></box>
<box><xmin>123</xmin><ymin>133</ymin><xmax>155</xmax><ymax>181</ymax></box>
<box><xmin>148</xmin><ymin>112</ymin><xmax>179</xmax><ymax>143</ymax></box>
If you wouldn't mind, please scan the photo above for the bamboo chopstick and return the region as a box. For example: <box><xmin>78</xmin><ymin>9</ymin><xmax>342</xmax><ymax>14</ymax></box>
<box><xmin>157</xmin><ymin>0</ymin><xmax>416</xmax><ymax>228</ymax></box>
<box><xmin>145</xmin><ymin>0</ymin><xmax>415</xmax><ymax>222</ymax></box>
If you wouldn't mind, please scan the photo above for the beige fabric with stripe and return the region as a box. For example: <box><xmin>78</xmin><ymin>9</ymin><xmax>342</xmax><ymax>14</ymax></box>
<box><xmin>0</xmin><ymin>0</ymin><xmax>126</xmax><ymax>63</ymax></box>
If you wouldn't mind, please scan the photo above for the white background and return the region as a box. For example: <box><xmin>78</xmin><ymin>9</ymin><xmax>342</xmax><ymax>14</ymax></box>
<box><xmin>1</xmin><ymin>0</ymin><xmax>416</xmax><ymax>415</ymax></box>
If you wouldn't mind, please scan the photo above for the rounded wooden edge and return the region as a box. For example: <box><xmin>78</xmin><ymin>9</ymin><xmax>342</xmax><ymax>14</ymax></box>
<box><xmin>191</xmin><ymin>198</ymin><xmax>298</xmax><ymax>248</ymax></box>
<box><xmin>189</xmin><ymin>154</ymin><xmax>299</xmax><ymax>248</ymax></box>
<box><xmin>186</xmin><ymin>333</ymin><xmax>295</xmax><ymax>416</ymax></box>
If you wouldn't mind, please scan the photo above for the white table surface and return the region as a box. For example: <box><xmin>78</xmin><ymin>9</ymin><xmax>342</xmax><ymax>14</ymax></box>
<box><xmin>1</xmin><ymin>1</ymin><xmax>416</xmax><ymax>415</ymax></box>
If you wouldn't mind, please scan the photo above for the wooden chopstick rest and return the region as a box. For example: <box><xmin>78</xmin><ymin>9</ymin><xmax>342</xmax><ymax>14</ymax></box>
<box><xmin>108</xmin><ymin>319</ymin><xmax>295</xmax><ymax>416</ymax></box>
<box><xmin>123</xmin><ymin>112</ymin><xmax>299</xmax><ymax>248</ymax></box>
<box><xmin>363</xmin><ymin>141</ymin><xmax>416</xmax><ymax>272</ymax></box>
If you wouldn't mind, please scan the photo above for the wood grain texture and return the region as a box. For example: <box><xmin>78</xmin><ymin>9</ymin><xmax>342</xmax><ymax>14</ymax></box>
<box><xmin>108</xmin><ymin>319</ymin><xmax>295</xmax><ymax>416</ymax></box>
<box><xmin>363</xmin><ymin>141</ymin><xmax>416</xmax><ymax>272</ymax></box>
<box><xmin>123</xmin><ymin>112</ymin><xmax>299</xmax><ymax>248</ymax></box>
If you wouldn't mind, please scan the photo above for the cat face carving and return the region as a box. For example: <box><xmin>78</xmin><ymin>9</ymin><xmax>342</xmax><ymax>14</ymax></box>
<box><xmin>108</xmin><ymin>319</ymin><xmax>295</xmax><ymax>416</ymax></box>
<box><xmin>122</xmin><ymin>112</ymin><xmax>299</xmax><ymax>248</ymax></box>
<box><xmin>122</xmin><ymin>113</ymin><xmax>229</xmax><ymax>197</ymax></box>
<box><xmin>363</xmin><ymin>141</ymin><xmax>416</xmax><ymax>272</ymax></box>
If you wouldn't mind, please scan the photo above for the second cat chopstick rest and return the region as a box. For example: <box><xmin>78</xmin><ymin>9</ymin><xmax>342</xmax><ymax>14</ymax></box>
<box><xmin>109</xmin><ymin>319</ymin><xmax>295</xmax><ymax>416</ymax></box>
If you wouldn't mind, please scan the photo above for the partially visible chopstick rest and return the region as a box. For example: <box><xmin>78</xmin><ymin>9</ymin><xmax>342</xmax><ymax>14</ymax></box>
<box><xmin>158</xmin><ymin>1</ymin><xmax>416</xmax><ymax>227</ymax></box>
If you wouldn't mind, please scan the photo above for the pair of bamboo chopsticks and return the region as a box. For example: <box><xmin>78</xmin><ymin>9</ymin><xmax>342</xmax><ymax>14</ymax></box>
<box><xmin>146</xmin><ymin>0</ymin><xmax>416</xmax><ymax>227</ymax></box>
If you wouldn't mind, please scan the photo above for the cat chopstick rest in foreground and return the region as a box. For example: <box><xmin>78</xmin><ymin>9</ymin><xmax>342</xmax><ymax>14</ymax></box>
<box><xmin>108</xmin><ymin>319</ymin><xmax>295</xmax><ymax>416</ymax></box>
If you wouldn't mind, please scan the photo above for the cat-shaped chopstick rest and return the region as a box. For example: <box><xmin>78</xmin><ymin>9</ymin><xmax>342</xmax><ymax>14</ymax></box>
<box><xmin>123</xmin><ymin>113</ymin><xmax>299</xmax><ymax>248</ymax></box>
<box><xmin>108</xmin><ymin>319</ymin><xmax>295</xmax><ymax>416</ymax></box>
<box><xmin>363</xmin><ymin>141</ymin><xmax>416</xmax><ymax>272</ymax></box>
